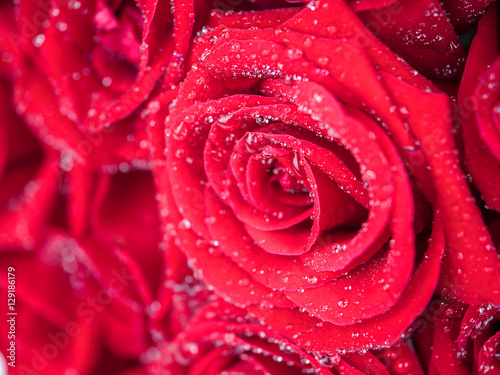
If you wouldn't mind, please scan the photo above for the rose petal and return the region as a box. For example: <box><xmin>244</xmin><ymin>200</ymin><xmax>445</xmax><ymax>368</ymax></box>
<box><xmin>251</xmin><ymin>214</ymin><xmax>444</xmax><ymax>352</ymax></box>
<box><xmin>383</xmin><ymin>74</ymin><xmax>500</xmax><ymax>305</ymax></box>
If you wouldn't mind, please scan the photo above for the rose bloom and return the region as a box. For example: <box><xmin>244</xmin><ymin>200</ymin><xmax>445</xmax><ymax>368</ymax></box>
<box><xmin>0</xmin><ymin>40</ymin><xmax>60</xmax><ymax>251</ymax></box>
<box><xmin>0</xmin><ymin>1</ymin><xmax>168</xmax><ymax>369</ymax></box>
<box><xmin>0</xmin><ymin>232</ymin><xmax>169</xmax><ymax>374</ymax></box>
<box><xmin>6</xmin><ymin>0</ymin><xmax>215</xmax><ymax>172</ymax></box>
<box><xmin>0</xmin><ymin>68</ymin><xmax>168</xmax><ymax>368</ymax></box>
<box><xmin>414</xmin><ymin>302</ymin><xmax>500</xmax><ymax>374</ymax></box>
<box><xmin>159</xmin><ymin>298</ymin><xmax>425</xmax><ymax>374</ymax></box>
<box><xmin>1</xmin><ymin>0</ymin><xmax>500</xmax><ymax>372</ymax></box>
<box><xmin>151</xmin><ymin>0</ymin><xmax>500</xmax><ymax>354</ymax></box>
<box><xmin>458</xmin><ymin>2</ymin><xmax>500</xmax><ymax>212</ymax></box>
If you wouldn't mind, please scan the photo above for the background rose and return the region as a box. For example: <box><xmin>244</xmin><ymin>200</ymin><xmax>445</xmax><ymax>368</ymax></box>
<box><xmin>0</xmin><ymin>0</ymin><xmax>173</xmax><ymax>367</ymax></box>
<box><xmin>159</xmin><ymin>298</ymin><xmax>425</xmax><ymax>374</ymax></box>
<box><xmin>7</xmin><ymin>0</ymin><xmax>214</xmax><ymax>170</ymax></box>
<box><xmin>0</xmin><ymin>170</ymin><xmax>175</xmax><ymax>373</ymax></box>
<box><xmin>269</xmin><ymin>0</ymin><xmax>469</xmax><ymax>79</ymax></box>
<box><xmin>357</xmin><ymin>0</ymin><xmax>467</xmax><ymax>79</ymax></box>
<box><xmin>147</xmin><ymin>0</ymin><xmax>500</xmax><ymax>354</ymax></box>
<box><xmin>439</xmin><ymin>0</ymin><xmax>495</xmax><ymax>32</ymax></box>
<box><xmin>0</xmin><ymin>233</ymin><xmax>163</xmax><ymax>374</ymax></box>
<box><xmin>458</xmin><ymin>3</ymin><xmax>500</xmax><ymax>212</ymax></box>
<box><xmin>1</xmin><ymin>0</ymin><xmax>500</xmax><ymax>373</ymax></box>
<box><xmin>16</xmin><ymin>0</ymin><xmax>199</xmax><ymax>128</ymax></box>
<box><xmin>0</xmin><ymin>53</ymin><xmax>61</xmax><ymax>251</ymax></box>
<box><xmin>69</xmin><ymin>169</ymin><xmax>166</xmax><ymax>358</ymax></box>
<box><xmin>415</xmin><ymin>302</ymin><xmax>500</xmax><ymax>374</ymax></box>
<box><xmin>0</xmin><ymin>235</ymin><xmax>99</xmax><ymax>374</ymax></box>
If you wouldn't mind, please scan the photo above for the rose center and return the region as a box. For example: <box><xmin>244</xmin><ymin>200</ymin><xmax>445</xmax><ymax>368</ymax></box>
<box><xmin>271</xmin><ymin>162</ymin><xmax>309</xmax><ymax>195</ymax></box>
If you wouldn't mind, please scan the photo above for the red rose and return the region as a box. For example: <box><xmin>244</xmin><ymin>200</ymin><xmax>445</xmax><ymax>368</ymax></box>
<box><xmin>147</xmin><ymin>0</ymin><xmax>500</xmax><ymax>354</ymax></box>
<box><xmin>160</xmin><ymin>298</ymin><xmax>425</xmax><ymax>374</ymax></box>
<box><xmin>0</xmin><ymin>241</ymin><xmax>159</xmax><ymax>375</ymax></box>
<box><xmin>357</xmin><ymin>0</ymin><xmax>467</xmax><ymax>79</ymax></box>
<box><xmin>70</xmin><ymin>169</ymin><xmax>166</xmax><ymax>358</ymax></box>
<box><xmin>0</xmin><ymin>233</ymin><xmax>99</xmax><ymax>373</ymax></box>
<box><xmin>0</xmin><ymin>55</ymin><xmax>62</xmax><ymax>253</ymax></box>
<box><xmin>0</xmin><ymin>38</ymin><xmax>167</xmax><ymax>363</ymax></box>
<box><xmin>440</xmin><ymin>0</ymin><xmax>496</xmax><ymax>32</ymax></box>
<box><xmin>458</xmin><ymin>3</ymin><xmax>500</xmax><ymax>212</ymax></box>
<box><xmin>1</xmin><ymin>0</ymin><xmax>176</xmax><ymax>361</ymax></box>
<box><xmin>2</xmin><ymin>0</ymin><xmax>500</xmax><ymax>372</ymax></box>
<box><xmin>8</xmin><ymin>0</ymin><xmax>212</xmax><ymax>169</ymax></box>
<box><xmin>16</xmin><ymin>0</ymin><xmax>197</xmax><ymax>129</ymax></box>
<box><xmin>0</xmin><ymin>229</ymin><xmax>166</xmax><ymax>373</ymax></box>
<box><xmin>415</xmin><ymin>302</ymin><xmax>500</xmax><ymax>374</ymax></box>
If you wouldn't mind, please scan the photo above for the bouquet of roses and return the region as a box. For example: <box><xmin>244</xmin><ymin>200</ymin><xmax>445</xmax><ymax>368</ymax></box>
<box><xmin>1</xmin><ymin>0</ymin><xmax>499</xmax><ymax>373</ymax></box>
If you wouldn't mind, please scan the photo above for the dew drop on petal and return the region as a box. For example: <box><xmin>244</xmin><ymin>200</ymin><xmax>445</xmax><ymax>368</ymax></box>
<box><xmin>338</xmin><ymin>298</ymin><xmax>349</xmax><ymax>308</ymax></box>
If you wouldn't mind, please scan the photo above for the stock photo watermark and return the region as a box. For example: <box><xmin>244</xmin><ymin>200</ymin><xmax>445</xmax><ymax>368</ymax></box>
<box><xmin>2</xmin><ymin>266</ymin><xmax>134</xmax><ymax>375</ymax></box>
<box><xmin>6</xmin><ymin>267</ymin><xmax>16</xmax><ymax>369</ymax></box>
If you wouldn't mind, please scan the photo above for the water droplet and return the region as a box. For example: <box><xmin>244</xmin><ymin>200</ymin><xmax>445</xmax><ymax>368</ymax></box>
<box><xmin>307</xmin><ymin>276</ymin><xmax>318</xmax><ymax>284</ymax></box>
<box><xmin>286</xmin><ymin>48</ymin><xmax>304</xmax><ymax>60</ymax></box>
<box><xmin>102</xmin><ymin>77</ymin><xmax>112</xmax><ymax>87</ymax></box>
<box><xmin>318</xmin><ymin>354</ymin><xmax>341</xmax><ymax>368</ymax></box>
<box><xmin>326</xmin><ymin>25</ymin><xmax>337</xmax><ymax>36</ymax></box>
<box><xmin>338</xmin><ymin>298</ymin><xmax>348</xmax><ymax>308</ymax></box>
<box><xmin>238</xmin><ymin>278</ymin><xmax>250</xmax><ymax>286</ymax></box>
<box><xmin>178</xmin><ymin>218</ymin><xmax>191</xmax><ymax>229</ymax></box>
<box><xmin>260</xmin><ymin>300</ymin><xmax>273</xmax><ymax>310</ymax></box>
<box><xmin>230</xmin><ymin>42</ymin><xmax>241</xmax><ymax>52</ymax></box>
<box><xmin>33</xmin><ymin>34</ymin><xmax>45</xmax><ymax>47</ymax></box>
<box><xmin>317</xmin><ymin>57</ymin><xmax>329</xmax><ymax>66</ymax></box>
<box><xmin>399</xmin><ymin>106</ymin><xmax>409</xmax><ymax>115</ymax></box>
